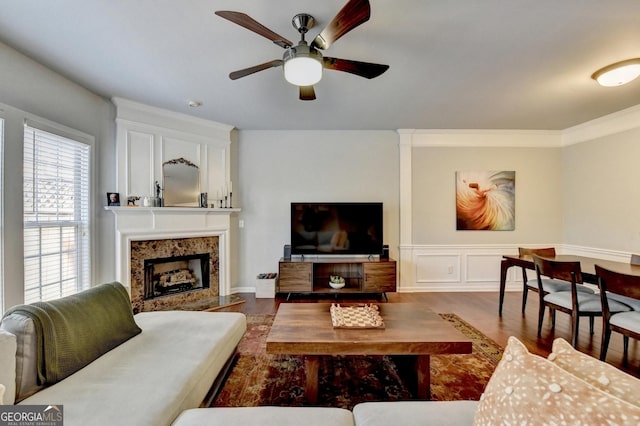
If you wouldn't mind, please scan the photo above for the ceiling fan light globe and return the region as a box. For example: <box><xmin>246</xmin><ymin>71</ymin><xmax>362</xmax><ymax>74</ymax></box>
<box><xmin>284</xmin><ymin>56</ymin><xmax>323</xmax><ymax>86</ymax></box>
<box><xmin>592</xmin><ymin>59</ymin><xmax>640</xmax><ymax>87</ymax></box>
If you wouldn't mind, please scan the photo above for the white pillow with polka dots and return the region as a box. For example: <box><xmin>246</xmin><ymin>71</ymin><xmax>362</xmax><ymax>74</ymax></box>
<box><xmin>473</xmin><ymin>336</ymin><xmax>640</xmax><ymax>425</ymax></box>
<box><xmin>548</xmin><ymin>337</ymin><xmax>640</xmax><ymax>408</ymax></box>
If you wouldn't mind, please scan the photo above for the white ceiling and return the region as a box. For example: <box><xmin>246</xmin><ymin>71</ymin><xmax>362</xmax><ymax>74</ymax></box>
<box><xmin>1</xmin><ymin>0</ymin><xmax>640</xmax><ymax>131</ymax></box>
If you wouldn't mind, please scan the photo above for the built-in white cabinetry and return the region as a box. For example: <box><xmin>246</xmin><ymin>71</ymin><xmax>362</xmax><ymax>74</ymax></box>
<box><xmin>113</xmin><ymin>97</ymin><xmax>235</xmax><ymax>201</ymax></box>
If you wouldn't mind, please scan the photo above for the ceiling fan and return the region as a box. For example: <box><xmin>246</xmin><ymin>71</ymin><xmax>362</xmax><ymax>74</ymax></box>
<box><xmin>215</xmin><ymin>0</ymin><xmax>389</xmax><ymax>101</ymax></box>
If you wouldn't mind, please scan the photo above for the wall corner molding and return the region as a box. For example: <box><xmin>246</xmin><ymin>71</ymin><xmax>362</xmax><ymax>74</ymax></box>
<box><xmin>562</xmin><ymin>103</ymin><xmax>640</xmax><ymax>146</ymax></box>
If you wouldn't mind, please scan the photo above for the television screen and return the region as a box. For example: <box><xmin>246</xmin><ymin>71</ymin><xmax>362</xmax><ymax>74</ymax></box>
<box><xmin>291</xmin><ymin>202</ymin><xmax>383</xmax><ymax>256</ymax></box>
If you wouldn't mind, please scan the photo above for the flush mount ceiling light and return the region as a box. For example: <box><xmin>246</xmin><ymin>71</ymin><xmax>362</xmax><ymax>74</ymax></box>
<box><xmin>591</xmin><ymin>58</ymin><xmax>640</xmax><ymax>87</ymax></box>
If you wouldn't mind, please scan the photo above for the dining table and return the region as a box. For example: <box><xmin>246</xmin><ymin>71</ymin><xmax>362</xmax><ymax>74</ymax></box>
<box><xmin>498</xmin><ymin>254</ymin><xmax>640</xmax><ymax>316</ymax></box>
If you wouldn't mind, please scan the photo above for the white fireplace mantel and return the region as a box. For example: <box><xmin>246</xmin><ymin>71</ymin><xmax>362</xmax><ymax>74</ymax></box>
<box><xmin>106</xmin><ymin>207</ymin><xmax>240</xmax><ymax>297</ymax></box>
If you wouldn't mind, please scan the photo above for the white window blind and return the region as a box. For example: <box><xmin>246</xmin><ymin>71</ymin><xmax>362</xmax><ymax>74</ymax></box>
<box><xmin>0</xmin><ymin>118</ymin><xmax>4</xmax><ymax>313</ymax></box>
<box><xmin>23</xmin><ymin>124</ymin><xmax>90</xmax><ymax>304</ymax></box>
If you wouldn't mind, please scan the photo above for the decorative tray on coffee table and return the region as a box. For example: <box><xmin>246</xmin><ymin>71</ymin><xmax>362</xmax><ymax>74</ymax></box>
<box><xmin>330</xmin><ymin>303</ymin><xmax>385</xmax><ymax>329</ymax></box>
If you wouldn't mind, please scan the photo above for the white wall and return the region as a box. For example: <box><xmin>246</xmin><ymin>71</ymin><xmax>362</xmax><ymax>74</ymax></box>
<box><xmin>0</xmin><ymin>41</ymin><xmax>115</xmax><ymax>310</ymax></box>
<box><xmin>562</xmin><ymin>126</ymin><xmax>640</xmax><ymax>253</ymax></box>
<box><xmin>235</xmin><ymin>130</ymin><xmax>399</xmax><ymax>291</ymax></box>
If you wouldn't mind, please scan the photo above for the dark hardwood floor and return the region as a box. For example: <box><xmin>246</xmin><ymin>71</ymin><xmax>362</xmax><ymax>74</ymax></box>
<box><xmin>219</xmin><ymin>291</ymin><xmax>640</xmax><ymax>378</ymax></box>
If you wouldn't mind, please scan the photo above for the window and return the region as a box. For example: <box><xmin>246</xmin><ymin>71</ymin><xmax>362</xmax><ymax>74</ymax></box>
<box><xmin>23</xmin><ymin>123</ymin><xmax>90</xmax><ymax>303</ymax></box>
<box><xmin>0</xmin><ymin>117</ymin><xmax>4</xmax><ymax>313</ymax></box>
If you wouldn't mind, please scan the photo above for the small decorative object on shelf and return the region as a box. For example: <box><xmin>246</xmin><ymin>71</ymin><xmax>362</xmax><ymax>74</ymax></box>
<box><xmin>154</xmin><ymin>181</ymin><xmax>164</xmax><ymax>206</ymax></box>
<box><xmin>200</xmin><ymin>192</ymin><xmax>208</xmax><ymax>208</ymax></box>
<box><xmin>216</xmin><ymin>181</ymin><xmax>234</xmax><ymax>208</ymax></box>
<box><xmin>127</xmin><ymin>196</ymin><xmax>140</xmax><ymax>207</ymax></box>
<box><xmin>329</xmin><ymin>275</ymin><xmax>346</xmax><ymax>289</ymax></box>
<box><xmin>330</xmin><ymin>303</ymin><xmax>385</xmax><ymax>329</ymax></box>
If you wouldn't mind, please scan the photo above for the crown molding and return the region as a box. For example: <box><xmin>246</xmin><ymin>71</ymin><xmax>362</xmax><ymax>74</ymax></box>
<box><xmin>396</xmin><ymin>129</ymin><xmax>562</xmax><ymax>148</ymax></box>
<box><xmin>398</xmin><ymin>102</ymin><xmax>640</xmax><ymax>148</ymax></box>
<box><xmin>112</xmin><ymin>97</ymin><xmax>235</xmax><ymax>141</ymax></box>
<box><xmin>561</xmin><ymin>103</ymin><xmax>640</xmax><ymax>146</ymax></box>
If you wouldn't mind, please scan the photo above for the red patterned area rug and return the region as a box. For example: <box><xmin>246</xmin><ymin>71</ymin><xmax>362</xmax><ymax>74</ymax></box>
<box><xmin>212</xmin><ymin>313</ymin><xmax>502</xmax><ymax>410</ymax></box>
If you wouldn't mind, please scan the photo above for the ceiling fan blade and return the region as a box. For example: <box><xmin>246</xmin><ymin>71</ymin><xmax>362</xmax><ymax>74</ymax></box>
<box><xmin>229</xmin><ymin>60</ymin><xmax>284</xmax><ymax>80</ymax></box>
<box><xmin>299</xmin><ymin>85</ymin><xmax>316</xmax><ymax>101</ymax></box>
<box><xmin>311</xmin><ymin>0</ymin><xmax>370</xmax><ymax>50</ymax></box>
<box><xmin>215</xmin><ymin>11</ymin><xmax>293</xmax><ymax>48</ymax></box>
<box><xmin>323</xmin><ymin>57</ymin><xmax>389</xmax><ymax>79</ymax></box>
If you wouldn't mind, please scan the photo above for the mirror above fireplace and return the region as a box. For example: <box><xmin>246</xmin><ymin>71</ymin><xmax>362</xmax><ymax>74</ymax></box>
<box><xmin>163</xmin><ymin>157</ymin><xmax>200</xmax><ymax>207</ymax></box>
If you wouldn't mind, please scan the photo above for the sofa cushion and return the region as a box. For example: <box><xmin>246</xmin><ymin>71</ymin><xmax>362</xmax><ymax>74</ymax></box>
<box><xmin>473</xmin><ymin>336</ymin><xmax>640</xmax><ymax>425</ymax></box>
<box><xmin>172</xmin><ymin>407</ymin><xmax>355</xmax><ymax>426</ymax></box>
<box><xmin>548</xmin><ymin>337</ymin><xmax>640</xmax><ymax>408</ymax></box>
<box><xmin>353</xmin><ymin>401</ymin><xmax>478</xmax><ymax>426</ymax></box>
<box><xmin>20</xmin><ymin>311</ymin><xmax>246</xmax><ymax>426</ymax></box>
<box><xmin>2</xmin><ymin>282</ymin><xmax>141</xmax><ymax>388</ymax></box>
<box><xmin>0</xmin><ymin>329</ymin><xmax>16</xmax><ymax>404</ymax></box>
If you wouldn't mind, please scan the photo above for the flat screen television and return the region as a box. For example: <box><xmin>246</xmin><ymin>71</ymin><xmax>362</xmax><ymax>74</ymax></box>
<box><xmin>290</xmin><ymin>202</ymin><xmax>383</xmax><ymax>256</ymax></box>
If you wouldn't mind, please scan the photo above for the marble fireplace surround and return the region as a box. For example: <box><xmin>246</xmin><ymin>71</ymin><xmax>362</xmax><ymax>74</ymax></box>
<box><xmin>108</xmin><ymin>207</ymin><xmax>238</xmax><ymax>310</ymax></box>
<box><xmin>130</xmin><ymin>236</ymin><xmax>218</xmax><ymax>313</ymax></box>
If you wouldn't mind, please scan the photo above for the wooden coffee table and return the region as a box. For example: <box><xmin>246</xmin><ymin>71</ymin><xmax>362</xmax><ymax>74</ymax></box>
<box><xmin>266</xmin><ymin>303</ymin><xmax>472</xmax><ymax>403</ymax></box>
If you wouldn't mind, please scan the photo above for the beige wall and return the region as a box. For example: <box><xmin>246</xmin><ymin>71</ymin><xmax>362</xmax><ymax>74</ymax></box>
<box><xmin>562</xmin><ymin>127</ymin><xmax>640</xmax><ymax>253</ymax></box>
<box><xmin>411</xmin><ymin>146</ymin><xmax>563</xmax><ymax>245</ymax></box>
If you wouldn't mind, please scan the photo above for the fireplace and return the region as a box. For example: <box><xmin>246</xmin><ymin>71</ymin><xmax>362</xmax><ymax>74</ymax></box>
<box><xmin>108</xmin><ymin>207</ymin><xmax>237</xmax><ymax>312</ymax></box>
<box><xmin>144</xmin><ymin>253</ymin><xmax>210</xmax><ymax>300</ymax></box>
<box><xmin>130</xmin><ymin>235</ymin><xmax>220</xmax><ymax>313</ymax></box>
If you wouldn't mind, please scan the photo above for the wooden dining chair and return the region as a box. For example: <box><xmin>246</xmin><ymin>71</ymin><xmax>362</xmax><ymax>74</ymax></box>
<box><xmin>605</xmin><ymin>254</ymin><xmax>640</xmax><ymax>312</ymax></box>
<box><xmin>533</xmin><ymin>255</ymin><xmax>629</xmax><ymax>348</ymax></box>
<box><xmin>519</xmin><ymin>247</ymin><xmax>594</xmax><ymax>313</ymax></box>
<box><xmin>596</xmin><ymin>264</ymin><xmax>640</xmax><ymax>363</ymax></box>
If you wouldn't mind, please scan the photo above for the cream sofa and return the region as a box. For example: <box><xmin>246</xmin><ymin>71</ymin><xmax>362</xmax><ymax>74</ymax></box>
<box><xmin>172</xmin><ymin>336</ymin><xmax>640</xmax><ymax>426</ymax></box>
<box><xmin>0</xmin><ymin>282</ymin><xmax>246</xmax><ymax>426</ymax></box>
<box><xmin>4</xmin><ymin>282</ymin><xmax>640</xmax><ymax>425</ymax></box>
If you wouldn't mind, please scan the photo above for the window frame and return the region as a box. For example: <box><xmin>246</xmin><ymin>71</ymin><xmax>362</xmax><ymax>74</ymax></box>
<box><xmin>22</xmin><ymin>117</ymin><xmax>94</xmax><ymax>303</ymax></box>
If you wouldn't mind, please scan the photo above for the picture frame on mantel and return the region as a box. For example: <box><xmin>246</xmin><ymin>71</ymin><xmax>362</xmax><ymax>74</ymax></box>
<box><xmin>107</xmin><ymin>192</ymin><xmax>120</xmax><ymax>206</ymax></box>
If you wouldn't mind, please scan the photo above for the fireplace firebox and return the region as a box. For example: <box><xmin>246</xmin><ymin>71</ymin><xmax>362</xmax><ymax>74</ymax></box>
<box><xmin>144</xmin><ymin>253</ymin><xmax>210</xmax><ymax>300</ymax></box>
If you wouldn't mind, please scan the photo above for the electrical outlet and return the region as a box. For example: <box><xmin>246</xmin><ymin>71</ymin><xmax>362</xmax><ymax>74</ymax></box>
<box><xmin>238</xmin><ymin>219</ymin><xmax>244</xmax><ymax>228</ymax></box>
<box><xmin>447</xmin><ymin>265</ymin><xmax>454</xmax><ymax>274</ymax></box>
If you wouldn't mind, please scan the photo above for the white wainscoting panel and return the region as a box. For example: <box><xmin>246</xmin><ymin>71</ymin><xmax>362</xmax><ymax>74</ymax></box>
<box><xmin>415</xmin><ymin>253</ymin><xmax>461</xmax><ymax>283</ymax></box>
<box><xmin>466</xmin><ymin>253</ymin><xmax>503</xmax><ymax>283</ymax></box>
<box><xmin>400</xmin><ymin>244</ymin><xmax>520</xmax><ymax>292</ymax></box>
<box><xmin>398</xmin><ymin>244</ymin><xmax>633</xmax><ymax>292</ymax></box>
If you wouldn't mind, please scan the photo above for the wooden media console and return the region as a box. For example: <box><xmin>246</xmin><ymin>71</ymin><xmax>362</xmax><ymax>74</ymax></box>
<box><xmin>278</xmin><ymin>257</ymin><xmax>396</xmax><ymax>299</ymax></box>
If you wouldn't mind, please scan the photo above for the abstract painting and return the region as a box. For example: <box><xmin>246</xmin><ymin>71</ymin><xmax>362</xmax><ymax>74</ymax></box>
<box><xmin>456</xmin><ymin>171</ymin><xmax>515</xmax><ymax>230</ymax></box>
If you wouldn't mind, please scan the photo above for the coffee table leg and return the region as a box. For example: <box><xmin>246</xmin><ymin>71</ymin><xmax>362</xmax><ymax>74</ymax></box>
<box><xmin>416</xmin><ymin>355</ymin><xmax>431</xmax><ymax>400</ymax></box>
<box><xmin>305</xmin><ymin>355</ymin><xmax>319</xmax><ymax>404</ymax></box>
<box><xmin>392</xmin><ymin>355</ymin><xmax>432</xmax><ymax>400</ymax></box>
